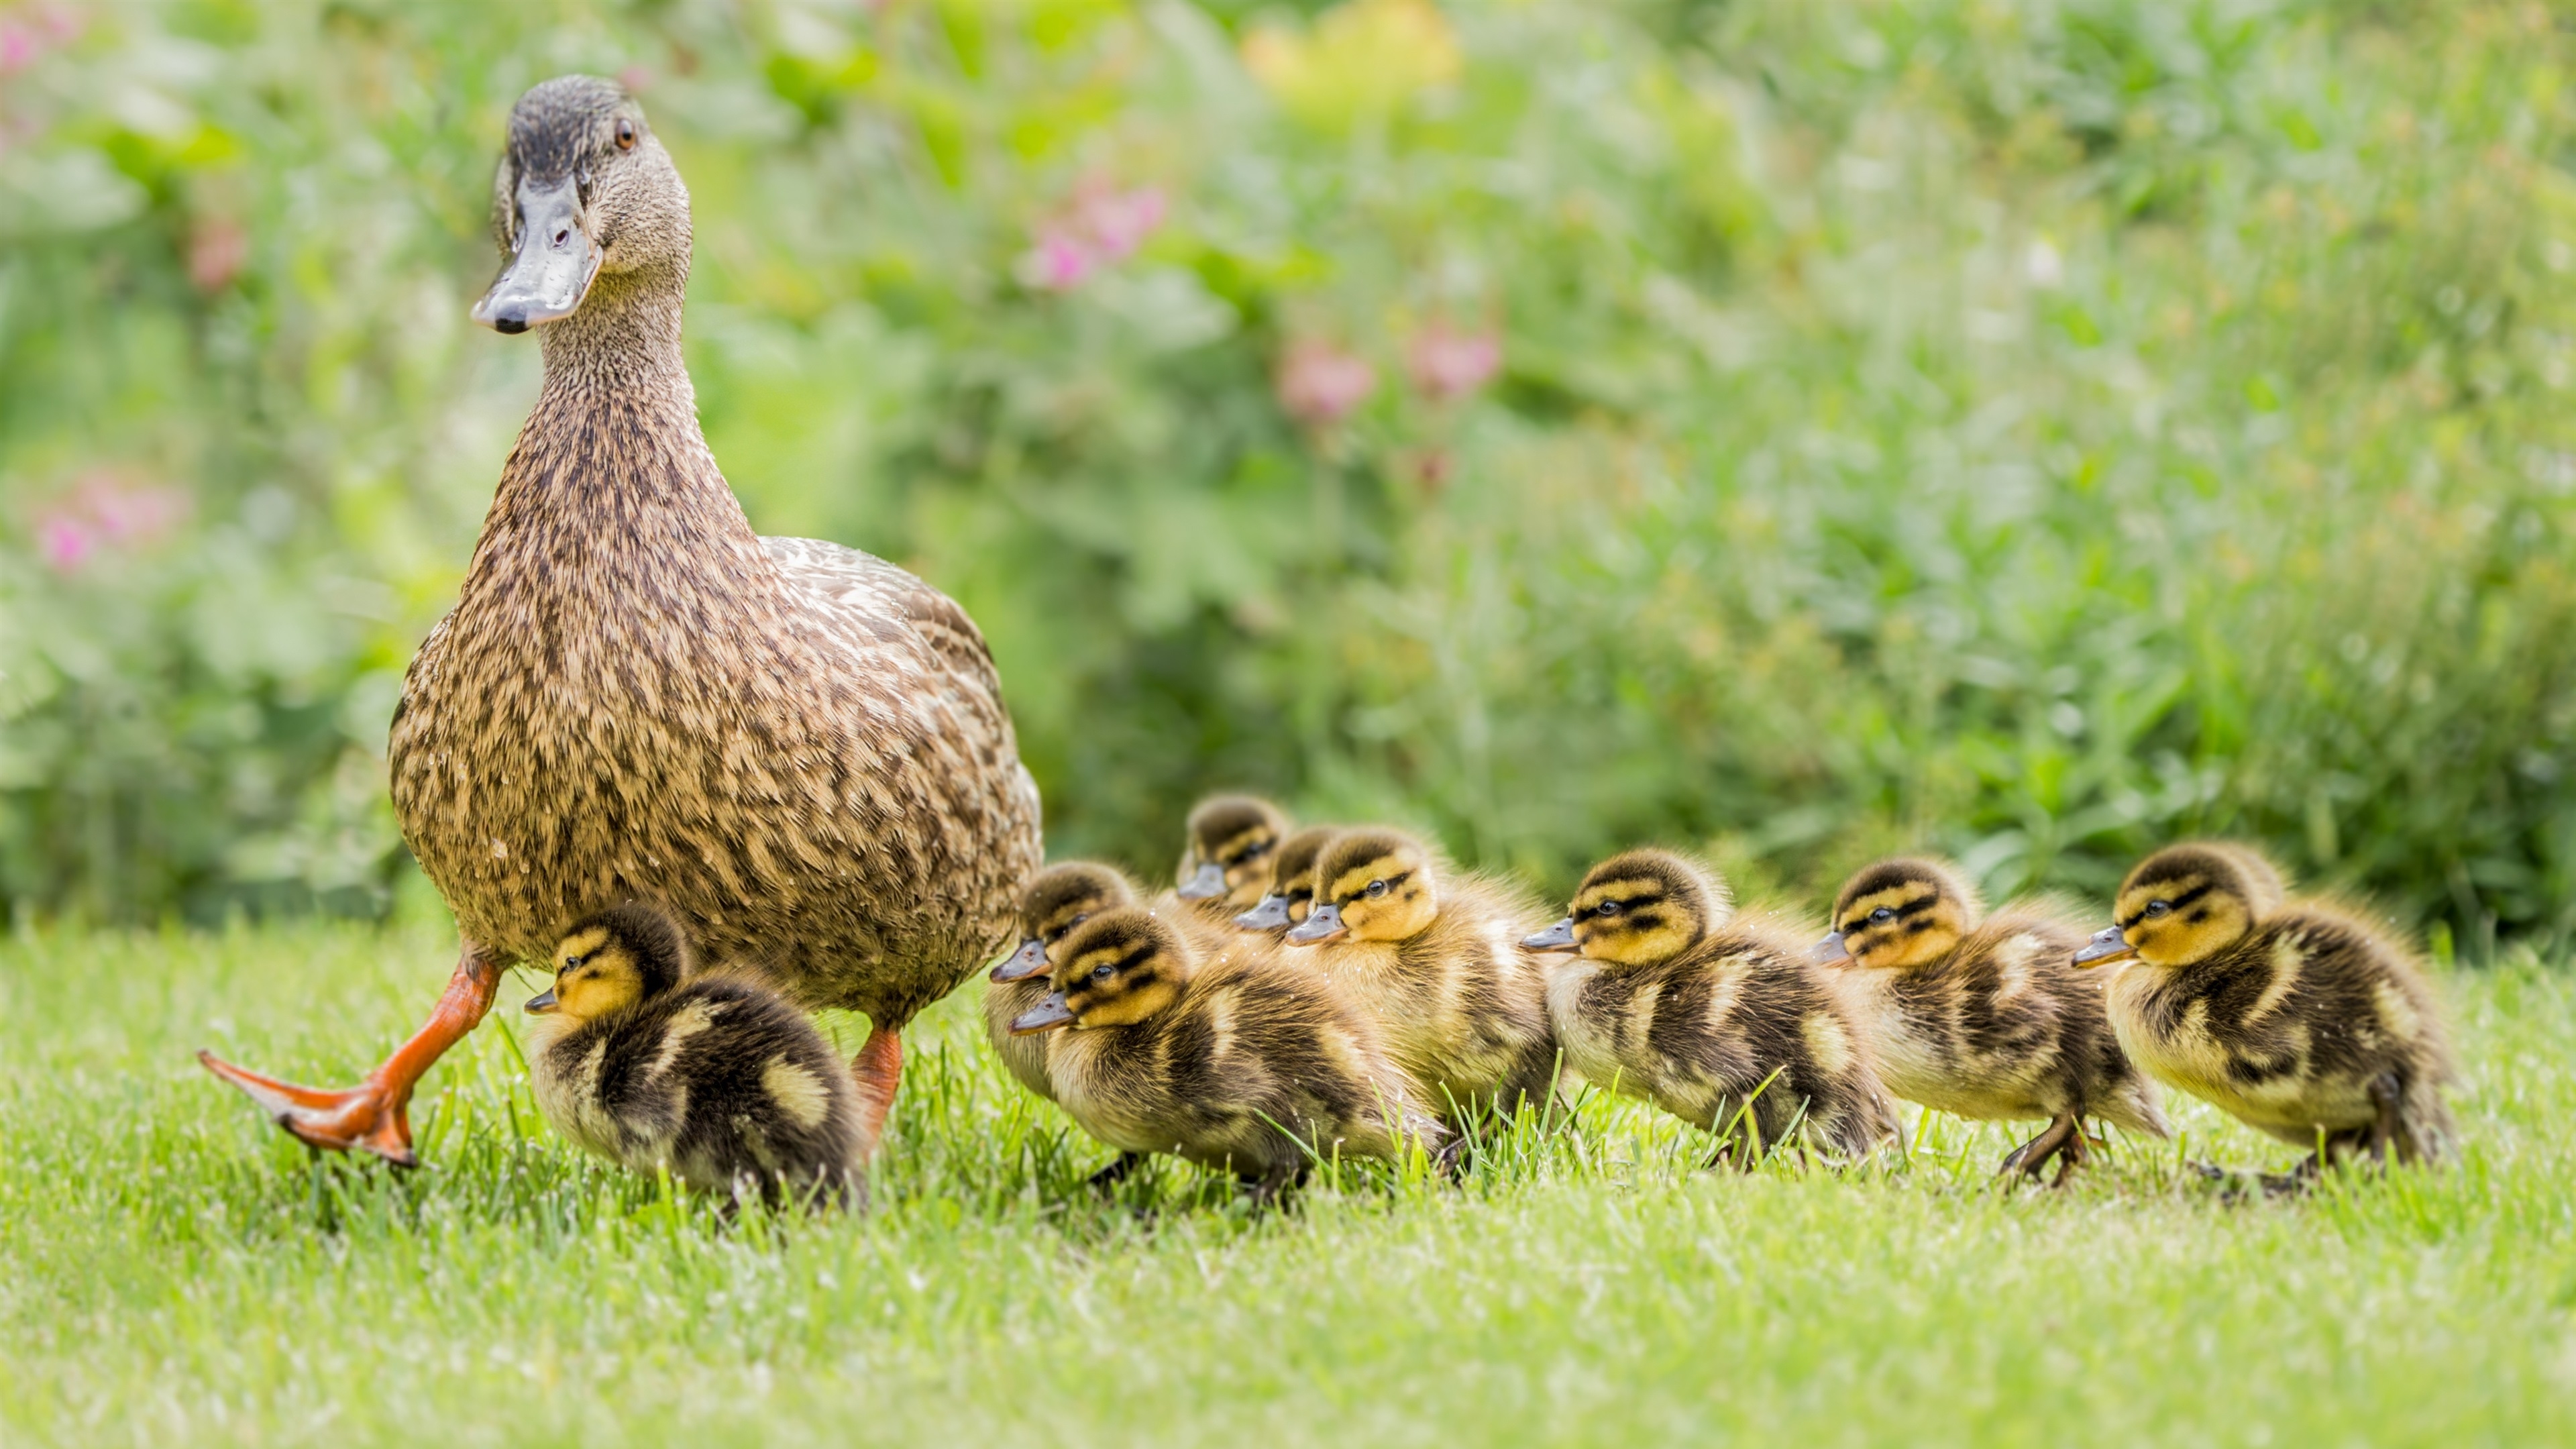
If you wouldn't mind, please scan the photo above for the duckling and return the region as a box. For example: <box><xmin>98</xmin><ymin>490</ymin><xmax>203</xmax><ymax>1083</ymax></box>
<box><xmin>1009</xmin><ymin>907</ymin><xmax>1446</xmax><ymax>1199</ymax></box>
<box><xmin>1281</xmin><ymin>828</ymin><xmax>1558</xmax><ymax>1125</ymax></box>
<box><xmin>1232</xmin><ymin>825</ymin><xmax>1341</xmax><ymax>934</ymax></box>
<box><xmin>2073</xmin><ymin>842</ymin><xmax>2457</xmax><ymax>1173</ymax></box>
<box><xmin>985</xmin><ymin>861</ymin><xmax>1142</xmax><ymax>1106</ymax></box>
<box><xmin>523</xmin><ymin>902</ymin><xmax>865</xmax><ymax>1206</ymax></box>
<box><xmin>1813</xmin><ymin>857</ymin><xmax>2167</xmax><ymax>1183</ymax></box>
<box><xmin>1174</xmin><ymin>794</ymin><xmax>1291</xmax><ymax>916</ymax></box>
<box><xmin>1525</xmin><ymin>851</ymin><xmax>1902</xmax><ymax>1164</ymax></box>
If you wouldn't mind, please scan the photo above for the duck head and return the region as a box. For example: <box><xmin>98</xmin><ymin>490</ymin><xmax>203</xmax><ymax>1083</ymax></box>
<box><xmin>1175</xmin><ymin>794</ymin><xmax>1289</xmax><ymax>907</ymax></box>
<box><xmin>1288</xmin><ymin>827</ymin><xmax>1438</xmax><ymax>946</ymax></box>
<box><xmin>1008</xmin><ymin>908</ymin><xmax>1191</xmax><ymax>1034</ymax></box>
<box><xmin>474</xmin><ymin>75</ymin><xmax>689</xmax><ymax>335</ymax></box>
<box><xmin>1523</xmin><ymin>849</ymin><xmax>1729</xmax><ymax>967</ymax></box>
<box><xmin>1814</xmin><ymin>858</ymin><xmax>1980</xmax><ymax>971</ymax></box>
<box><xmin>992</xmin><ymin>861</ymin><xmax>1138</xmax><ymax>983</ymax></box>
<box><xmin>1234</xmin><ymin>824</ymin><xmax>1339</xmax><ymax>934</ymax></box>
<box><xmin>527</xmin><ymin>900</ymin><xmax>690</xmax><ymax>1021</ymax></box>
<box><xmin>2074</xmin><ymin>842</ymin><xmax>2271</xmax><ymax>969</ymax></box>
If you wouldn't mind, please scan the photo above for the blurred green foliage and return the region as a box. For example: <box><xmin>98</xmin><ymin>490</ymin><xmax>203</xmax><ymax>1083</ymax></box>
<box><xmin>4</xmin><ymin>0</ymin><xmax>2575</xmax><ymax>949</ymax></box>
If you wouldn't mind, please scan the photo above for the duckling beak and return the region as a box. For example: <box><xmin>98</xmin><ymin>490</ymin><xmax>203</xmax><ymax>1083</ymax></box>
<box><xmin>472</xmin><ymin>176</ymin><xmax>600</xmax><ymax>334</ymax></box>
<box><xmin>1008</xmin><ymin>992</ymin><xmax>1075</xmax><ymax>1035</ymax></box>
<box><xmin>523</xmin><ymin>987</ymin><xmax>559</xmax><ymax>1015</ymax></box>
<box><xmin>990</xmin><ymin>937</ymin><xmax>1051</xmax><ymax>983</ymax></box>
<box><xmin>1283</xmin><ymin>902</ymin><xmax>1347</xmax><ymax>946</ymax></box>
<box><xmin>1521</xmin><ymin>917</ymin><xmax>1578</xmax><ymax>953</ymax></box>
<box><xmin>1176</xmin><ymin>861</ymin><xmax>1229</xmax><ymax>901</ymax></box>
<box><xmin>1808</xmin><ymin>931</ymin><xmax>1851</xmax><ymax>967</ymax></box>
<box><xmin>2072</xmin><ymin>927</ymin><xmax>2136</xmax><ymax>968</ymax></box>
<box><xmin>1234</xmin><ymin>894</ymin><xmax>1293</xmax><ymax>932</ymax></box>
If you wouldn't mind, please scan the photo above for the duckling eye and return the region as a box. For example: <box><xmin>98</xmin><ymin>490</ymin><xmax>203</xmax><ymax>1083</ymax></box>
<box><xmin>614</xmin><ymin>119</ymin><xmax>638</xmax><ymax>151</ymax></box>
<box><xmin>561</xmin><ymin>952</ymin><xmax>587</xmax><ymax>970</ymax></box>
<box><xmin>1595</xmin><ymin>900</ymin><xmax>1623</xmax><ymax>918</ymax></box>
<box><xmin>1366</xmin><ymin>879</ymin><xmax>1390</xmax><ymax>900</ymax></box>
<box><xmin>1090</xmin><ymin>963</ymin><xmax>1116</xmax><ymax>982</ymax></box>
<box><xmin>2143</xmin><ymin>900</ymin><xmax>2173</xmax><ymax>918</ymax></box>
<box><xmin>1869</xmin><ymin>907</ymin><xmax>1896</xmax><ymax>925</ymax></box>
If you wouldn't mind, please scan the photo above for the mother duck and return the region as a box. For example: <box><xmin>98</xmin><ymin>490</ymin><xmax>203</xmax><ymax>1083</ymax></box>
<box><xmin>201</xmin><ymin>75</ymin><xmax>1043</xmax><ymax>1165</ymax></box>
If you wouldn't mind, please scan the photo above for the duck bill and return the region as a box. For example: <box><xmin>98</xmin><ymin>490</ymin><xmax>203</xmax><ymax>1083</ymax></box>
<box><xmin>1233</xmin><ymin>894</ymin><xmax>1293</xmax><ymax>932</ymax></box>
<box><xmin>523</xmin><ymin>987</ymin><xmax>559</xmax><ymax>1015</ymax></box>
<box><xmin>472</xmin><ymin>176</ymin><xmax>600</xmax><ymax>334</ymax></box>
<box><xmin>1175</xmin><ymin>861</ymin><xmax>1229</xmax><ymax>902</ymax></box>
<box><xmin>2072</xmin><ymin>927</ymin><xmax>2136</xmax><ymax>968</ymax></box>
<box><xmin>1283</xmin><ymin>902</ymin><xmax>1348</xmax><ymax>946</ymax></box>
<box><xmin>1520</xmin><ymin>916</ymin><xmax>1578</xmax><ymax>953</ymax></box>
<box><xmin>1008</xmin><ymin>993</ymin><xmax>1076</xmax><ymax>1036</ymax></box>
<box><xmin>1807</xmin><ymin>931</ymin><xmax>1851</xmax><ymax>967</ymax></box>
<box><xmin>990</xmin><ymin>937</ymin><xmax>1051</xmax><ymax>983</ymax></box>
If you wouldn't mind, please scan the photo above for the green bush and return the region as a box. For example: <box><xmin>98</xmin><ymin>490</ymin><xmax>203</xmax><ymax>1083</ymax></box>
<box><xmin>3</xmin><ymin>0</ymin><xmax>2573</xmax><ymax>947</ymax></box>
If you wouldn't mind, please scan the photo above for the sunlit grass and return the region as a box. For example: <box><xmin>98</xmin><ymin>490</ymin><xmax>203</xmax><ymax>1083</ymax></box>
<box><xmin>2</xmin><ymin>918</ymin><xmax>2570</xmax><ymax>1446</ymax></box>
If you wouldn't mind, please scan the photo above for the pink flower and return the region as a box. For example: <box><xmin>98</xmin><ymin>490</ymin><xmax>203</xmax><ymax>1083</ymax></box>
<box><xmin>1016</xmin><ymin>180</ymin><xmax>1169</xmax><ymax>292</ymax></box>
<box><xmin>30</xmin><ymin>473</ymin><xmax>189</xmax><ymax>572</ymax></box>
<box><xmin>36</xmin><ymin>514</ymin><xmax>95</xmax><ymax>572</ymax></box>
<box><xmin>616</xmin><ymin>64</ymin><xmax>655</xmax><ymax>95</ymax></box>
<box><xmin>0</xmin><ymin>24</ymin><xmax>38</xmax><ymax>74</ymax></box>
<box><xmin>1275</xmin><ymin>340</ymin><xmax>1377</xmax><ymax>427</ymax></box>
<box><xmin>188</xmin><ymin>217</ymin><xmax>248</xmax><ymax>293</ymax></box>
<box><xmin>1406</xmin><ymin>322</ymin><xmax>1501</xmax><ymax>401</ymax></box>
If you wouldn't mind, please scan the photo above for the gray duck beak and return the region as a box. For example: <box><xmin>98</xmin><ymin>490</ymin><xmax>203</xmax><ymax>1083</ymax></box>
<box><xmin>523</xmin><ymin>986</ymin><xmax>559</xmax><ymax>1014</ymax></box>
<box><xmin>1176</xmin><ymin>861</ymin><xmax>1228</xmax><ymax>901</ymax></box>
<box><xmin>1808</xmin><ymin>930</ymin><xmax>1851</xmax><ymax>966</ymax></box>
<box><xmin>1234</xmin><ymin>894</ymin><xmax>1293</xmax><ymax>932</ymax></box>
<box><xmin>1008</xmin><ymin>992</ymin><xmax>1075</xmax><ymax>1035</ymax></box>
<box><xmin>1521</xmin><ymin>916</ymin><xmax>1578</xmax><ymax>953</ymax></box>
<box><xmin>473</xmin><ymin>176</ymin><xmax>600</xmax><ymax>333</ymax></box>
<box><xmin>2072</xmin><ymin>926</ymin><xmax>2136</xmax><ymax>968</ymax></box>
<box><xmin>1283</xmin><ymin>901</ymin><xmax>1346</xmax><ymax>946</ymax></box>
<box><xmin>990</xmin><ymin>937</ymin><xmax>1051</xmax><ymax>983</ymax></box>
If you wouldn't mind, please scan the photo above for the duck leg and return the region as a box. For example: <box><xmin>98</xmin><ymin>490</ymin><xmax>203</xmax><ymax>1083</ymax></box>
<box><xmin>198</xmin><ymin>940</ymin><xmax>502</xmax><ymax>1167</ymax></box>
<box><xmin>848</xmin><ymin>1022</ymin><xmax>903</xmax><ymax>1159</ymax></box>
<box><xmin>2366</xmin><ymin>1073</ymin><xmax>2416</xmax><ymax>1165</ymax></box>
<box><xmin>1999</xmin><ymin>1114</ymin><xmax>2080</xmax><ymax>1184</ymax></box>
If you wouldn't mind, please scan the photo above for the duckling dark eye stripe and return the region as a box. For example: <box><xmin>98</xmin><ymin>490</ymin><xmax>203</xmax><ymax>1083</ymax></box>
<box><xmin>1103</xmin><ymin>945</ymin><xmax>1157</xmax><ymax>977</ymax></box>
<box><xmin>2120</xmin><ymin>881</ymin><xmax>2212</xmax><ymax>928</ymax></box>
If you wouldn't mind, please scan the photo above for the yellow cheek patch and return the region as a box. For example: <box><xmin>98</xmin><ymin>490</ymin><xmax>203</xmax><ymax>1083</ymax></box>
<box><xmin>761</xmin><ymin>1057</ymin><xmax>833</xmax><ymax>1128</ymax></box>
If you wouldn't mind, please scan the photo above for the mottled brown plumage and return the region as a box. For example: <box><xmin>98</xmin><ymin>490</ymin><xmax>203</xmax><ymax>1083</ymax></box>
<box><xmin>525</xmin><ymin>903</ymin><xmax>866</xmax><ymax>1206</ymax></box>
<box><xmin>1819</xmin><ymin>857</ymin><xmax>2166</xmax><ymax>1182</ymax></box>
<box><xmin>1282</xmin><ymin>828</ymin><xmax>1558</xmax><ymax>1125</ymax></box>
<box><xmin>202</xmin><ymin>75</ymin><xmax>1040</xmax><ymax>1165</ymax></box>
<box><xmin>2074</xmin><ymin>843</ymin><xmax>2456</xmax><ymax>1172</ymax></box>
<box><xmin>1011</xmin><ymin>908</ymin><xmax>1446</xmax><ymax>1198</ymax></box>
<box><xmin>1528</xmin><ymin>850</ymin><xmax>1901</xmax><ymax>1164</ymax></box>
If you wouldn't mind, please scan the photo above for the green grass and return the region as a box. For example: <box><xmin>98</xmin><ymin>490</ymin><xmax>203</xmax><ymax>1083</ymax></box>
<box><xmin>3</xmin><ymin>918</ymin><xmax>2572</xmax><ymax>1447</ymax></box>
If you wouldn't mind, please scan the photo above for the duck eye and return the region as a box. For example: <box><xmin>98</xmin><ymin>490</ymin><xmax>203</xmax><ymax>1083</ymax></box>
<box><xmin>1595</xmin><ymin>900</ymin><xmax>1622</xmax><ymax>918</ymax></box>
<box><xmin>1869</xmin><ymin>907</ymin><xmax>1895</xmax><ymax>924</ymax></box>
<box><xmin>1366</xmin><ymin>879</ymin><xmax>1389</xmax><ymax>900</ymax></box>
<box><xmin>2144</xmin><ymin>900</ymin><xmax>2172</xmax><ymax>918</ymax></box>
<box><xmin>1090</xmin><ymin>963</ymin><xmax>1116</xmax><ymax>982</ymax></box>
<box><xmin>615</xmin><ymin>119</ymin><xmax>638</xmax><ymax>150</ymax></box>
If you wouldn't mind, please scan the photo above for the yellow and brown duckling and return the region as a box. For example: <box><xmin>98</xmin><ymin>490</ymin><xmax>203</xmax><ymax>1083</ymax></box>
<box><xmin>1008</xmin><ymin>908</ymin><xmax>1446</xmax><ymax>1200</ymax></box>
<box><xmin>523</xmin><ymin>902</ymin><xmax>865</xmax><ymax>1205</ymax></box>
<box><xmin>986</xmin><ymin>861</ymin><xmax>1144</xmax><ymax>1106</ymax></box>
<box><xmin>1526</xmin><ymin>850</ymin><xmax>1902</xmax><ymax>1164</ymax></box>
<box><xmin>2073</xmin><ymin>842</ymin><xmax>2457</xmax><ymax>1172</ymax></box>
<box><xmin>1282</xmin><ymin>828</ymin><xmax>1558</xmax><ymax>1126</ymax></box>
<box><xmin>1233</xmin><ymin>824</ymin><xmax>1341</xmax><ymax>934</ymax></box>
<box><xmin>1175</xmin><ymin>794</ymin><xmax>1292</xmax><ymax>916</ymax></box>
<box><xmin>1815</xmin><ymin>857</ymin><xmax>2167</xmax><ymax>1183</ymax></box>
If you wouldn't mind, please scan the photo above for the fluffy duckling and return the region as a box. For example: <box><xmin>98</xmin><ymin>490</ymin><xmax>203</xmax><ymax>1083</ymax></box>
<box><xmin>1815</xmin><ymin>858</ymin><xmax>2167</xmax><ymax>1183</ymax></box>
<box><xmin>2074</xmin><ymin>842</ymin><xmax>2457</xmax><ymax>1171</ymax></box>
<box><xmin>1525</xmin><ymin>851</ymin><xmax>1902</xmax><ymax>1164</ymax></box>
<box><xmin>524</xmin><ymin>903</ymin><xmax>865</xmax><ymax>1205</ymax></box>
<box><xmin>1233</xmin><ymin>824</ymin><xmax>1341</xmax><ymax>934</ymax></box>
<box><xmin>1174</xmin><ymin>794</ymin><xmax>1291</xmax><ymax>915</ymax></box>
<box><xmin>986</xmin><ymin>861</ymin><xmax>1143</xmax><ymax>1105</ymax></box>
<box><xmin>1009</xmin><ymin>907</ymin><xmax>1446</xmax><ymax>1199</ymax></box>
<box><xmin>1282</xmin><ymin>828</ymin><xmax>1558</xmax><ymax>1124</ymax></box>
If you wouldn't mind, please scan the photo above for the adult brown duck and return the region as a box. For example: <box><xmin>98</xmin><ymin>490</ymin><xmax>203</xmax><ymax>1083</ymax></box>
<box><xmin>199</xmin><ymin>75</ymin><xmax>1043</xmax><ymax>1165</ymax></box>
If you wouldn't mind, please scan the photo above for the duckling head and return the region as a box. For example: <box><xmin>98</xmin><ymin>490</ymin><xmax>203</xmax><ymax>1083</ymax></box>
<box><xmin>1287</xmin><ymin>828</ymin><xmax>1437</xmax><ymax>946</ymax></box>
<box><xmin>474</xmin><ymin>76</ymin><xmax>691</xmax><ymax>336</ymax></box>
<box><xmin>1523</xmin><ymin>849</ymin><xmax>1731</xmax><ymax>967</ymax></box>
<box><xmin>2074</xmin><ymin>842</ymin><xmax>2269</xmax><ymax>970</ymax></box>
<box><xmin>1234</xmin><ymin>825</ymin><xmax>1340</xmax><ymax>934</ymax></box>
<box><xmin>1008</xmin><ymin>908</ymin><xmax>1190</xmax><ymax>1034</ymax></box>
<box><xmin>993</xmin><ymin>861</ymin><xmax>1138</xmax><ymax>983</ymax></box>
<box><xmin>1175</xmin><ymin>794</ymin><xmax>1291</xmax><ymax>906</ymax></box>
<box><xmin>526</xmin><ymin>901</ymin><xmax>689</xmax><ymax>1022</ymax></box>
<box><xmin>1814</xmin><ymin>858</ymin><xmax>1981</xmax><ymax>971</ymax></box>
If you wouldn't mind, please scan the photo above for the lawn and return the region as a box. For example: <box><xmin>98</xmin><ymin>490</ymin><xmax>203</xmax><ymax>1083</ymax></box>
<box><xmin>1</xmin><ymin>916</ymin><xmax>2569</xmax><ymax>1447</ymax></box>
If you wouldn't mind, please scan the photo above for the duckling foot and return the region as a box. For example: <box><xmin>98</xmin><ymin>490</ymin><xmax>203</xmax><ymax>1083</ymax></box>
<box><xmin>197</xmin><ymin>942</ymin><xmax>501</xmax><ymax>1168</ymax></box>
<box><xmin>1998</xmin><ymin>1114</ymin><xmax>2086</xmax><ymax>1187</ymax></box>
<box><xmin>848</xmin><ymin>1023</ymin><xmax>903</xmax><ymax>1160</ymax></box>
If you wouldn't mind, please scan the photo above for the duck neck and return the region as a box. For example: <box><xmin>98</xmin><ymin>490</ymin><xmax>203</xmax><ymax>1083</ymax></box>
<box><xmin>534</xmin><ymin>262</ymin><xmax>692</xmax><ymax>407</ymax></box>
